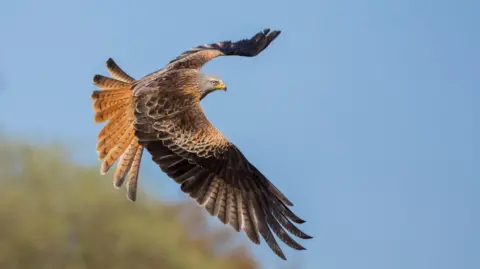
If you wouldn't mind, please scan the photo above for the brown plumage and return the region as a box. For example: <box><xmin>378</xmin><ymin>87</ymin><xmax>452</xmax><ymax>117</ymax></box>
<box><xmin>90</xmin><ymin>28</ymin><xmax>311</xmax><ymax>260</ymax></box>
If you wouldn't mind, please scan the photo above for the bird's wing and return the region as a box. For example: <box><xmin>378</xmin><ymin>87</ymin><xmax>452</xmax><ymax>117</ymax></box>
<box><xmin>165</xmin><ymin>28</ymin><xmax>281</xmax><ymax>71</ymax></box>
<box><xmin>133</xmin><ymin>89</ymin><xmax>311</xmax><ymax>260</ymax></box>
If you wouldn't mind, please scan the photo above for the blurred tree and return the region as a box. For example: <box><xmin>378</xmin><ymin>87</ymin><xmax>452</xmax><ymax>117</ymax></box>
<box><xmin>0</xmin><ymin>139</ymin><xmax>259</xmax><ymax>269</ymax></box>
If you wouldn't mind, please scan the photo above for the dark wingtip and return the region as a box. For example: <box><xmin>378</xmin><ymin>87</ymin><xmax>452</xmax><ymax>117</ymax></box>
<box><xmin>127</xmin><ymin>184</ymin><xmax>137</xmax><ymax>202</ymax></box>
<box><xmin>90</xmin><ymin>90</ymin><xmax>101</xmax><ymax>100</ymax></box>
<box><xmin>127</xmin><ymin>193</ymin><xmax>137</xmax><ymax>202</ymax></box>
<box><xmin>92</xmin><ymin>74</ymin><xmax>102</xmax><ymax>84</ymax></box>
<box><xmin>269</xmin><ymin>30</ymin><xmax>282</xmax><ymax>40</ymax></box>
<box><xmin>296</xmin><ymin>244</ymin><xmax>307</xmax><ymax>251</ymax></box>
<box><xmin>106</xmin><ymin>58</ymin><xmax>115</xmax><ymax>68</ymax></box>
<box><xmin>113</xmin><ymin>176</ymin><xmax>125</xmax><ymax>189</ymax></box>
<box><xmin>302</xmin><ymin>234</ymin><xmax>314</xmax><ymax>240</ymax></box>
<box><xmin>260</xmin><ymin>28</ymin><xmax>282</xmax><ymax>40</ymax></box>
<box><xmin>294</xmin><ymin>218</ymin><xmax>306</xmax><ymax>224</ymax></box>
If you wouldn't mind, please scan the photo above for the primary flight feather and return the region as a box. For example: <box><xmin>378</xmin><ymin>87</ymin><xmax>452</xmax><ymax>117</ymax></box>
<box><xmin>90</xmin><ymin>28</ymin><xmax>312</xmax><ymax>260</ymax></box>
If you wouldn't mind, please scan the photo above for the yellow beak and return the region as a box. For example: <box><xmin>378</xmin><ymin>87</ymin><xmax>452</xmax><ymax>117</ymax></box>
<box><xmin>215</xmin><ymin>81</ymin><xmax>227</xmax><ymax>91</ymax></box>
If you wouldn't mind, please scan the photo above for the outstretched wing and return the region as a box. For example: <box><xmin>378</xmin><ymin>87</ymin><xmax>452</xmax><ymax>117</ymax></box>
<box><xmin>133</xmin><ymin>89</ymin><xmax>312</xmax><ymax>260</ymax></box>
<box><xmin>166</xmin><ymin>28</ymin><xmax>281</xmax><ymax>71</ymax></box>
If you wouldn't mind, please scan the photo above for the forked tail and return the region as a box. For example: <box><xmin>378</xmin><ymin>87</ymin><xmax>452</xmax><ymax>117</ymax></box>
<box><xmin>91</xmin><ymin>58</ymin><xmax>143</xmax><ymax>201</ymax></box>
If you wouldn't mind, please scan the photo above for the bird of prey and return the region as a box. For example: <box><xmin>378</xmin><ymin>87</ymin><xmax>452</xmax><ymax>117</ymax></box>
<box><xmin>90</xmin><ymin>28</ymin><xmax>311</xmax><ymax>260</ymax></box>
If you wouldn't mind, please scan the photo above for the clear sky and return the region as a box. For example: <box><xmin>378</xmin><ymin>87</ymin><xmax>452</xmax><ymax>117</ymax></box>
<box><xmin>0</xmin><ymin>0</ymin><xmax>478</xmax><ymax>268</ymax></box>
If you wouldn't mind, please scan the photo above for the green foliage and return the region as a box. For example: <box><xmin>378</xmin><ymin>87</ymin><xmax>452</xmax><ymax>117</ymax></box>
<box><xmin>0</xmin><ymin>140</ymin><xmax>259</xmax><ymax>269</ymax></box>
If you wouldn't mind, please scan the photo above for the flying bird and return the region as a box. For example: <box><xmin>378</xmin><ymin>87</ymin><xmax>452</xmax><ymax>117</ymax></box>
<box><xmin>90</xmin><ymin>28</ymin><xmax>311</xmax><ymax>260</ymax></box>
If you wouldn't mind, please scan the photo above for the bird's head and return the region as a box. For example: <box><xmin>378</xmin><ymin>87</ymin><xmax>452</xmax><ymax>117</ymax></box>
<box><xmin>199</xmin><ymin>73</ymin><xmax>227</xmax><ymax>100</ymax></box>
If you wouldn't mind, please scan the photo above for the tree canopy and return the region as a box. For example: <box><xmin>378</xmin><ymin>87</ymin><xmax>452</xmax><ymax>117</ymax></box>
<box><xmin>0</xmin><ymin>139</ymin><xmax>259</xmax><ymax>269</ymax></box>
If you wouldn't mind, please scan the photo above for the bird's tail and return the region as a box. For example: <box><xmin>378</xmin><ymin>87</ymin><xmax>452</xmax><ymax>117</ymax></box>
<box><xmin>91</xmin><ymin>58</ymin><xmax>144</xmax><ymax>201</ymax></box>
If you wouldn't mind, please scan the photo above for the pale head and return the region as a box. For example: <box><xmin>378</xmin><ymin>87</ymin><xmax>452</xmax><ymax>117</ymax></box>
<box><xmin>198</xmin><ymin>73</ymin><xmax>227</xmax><ymax>100</ymax></box>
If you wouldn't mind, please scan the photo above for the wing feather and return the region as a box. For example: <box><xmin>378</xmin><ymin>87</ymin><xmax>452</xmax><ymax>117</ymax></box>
<box><xmin>126</xmin><ymin>144</ymin><xmax>144</xmax><ymax>201</ymax></box>
<box><xmin>105</xmin><ymin>58</ymin><xmax>135</xmax><ymax>83</ymax></box>
<box><xmin>113</xmin><ymin>139</ymin><xmax>139</xmax><ymax>187</ymax></box>
<box><xmin>132</xmin><ymin>88</ymin><xmax>311</xmax><ymax>260</ymax></box>
<box><xmin>166</xmin><ymin>28</ymin><xmax>281</xmax><ymax>71</ymax></box>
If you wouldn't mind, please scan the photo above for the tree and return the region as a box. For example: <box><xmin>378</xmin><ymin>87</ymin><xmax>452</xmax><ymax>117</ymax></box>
<box><xmin>0</xmin><ymin>139</ymin><xmax>259</xmax><ymax>269</ymax></box>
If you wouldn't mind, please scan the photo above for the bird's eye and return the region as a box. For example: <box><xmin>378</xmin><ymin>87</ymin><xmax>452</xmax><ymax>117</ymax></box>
<box><xmin>211</xmin><ymin>80</ymin><xmax>219</xmax><ymax>85</ymax></box>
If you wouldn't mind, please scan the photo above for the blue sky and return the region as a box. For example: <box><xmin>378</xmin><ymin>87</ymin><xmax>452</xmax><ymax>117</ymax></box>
<box><xmin>0</xmin><ymin>0</ymin><xmax>479</xmax><ymax>268</ymax></box>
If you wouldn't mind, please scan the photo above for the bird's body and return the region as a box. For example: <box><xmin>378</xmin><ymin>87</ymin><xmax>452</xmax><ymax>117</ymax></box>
<box><xmin>90</xmin><ymin>28</ymin><xmax>311</xmax><ymax>260</ymax></box>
